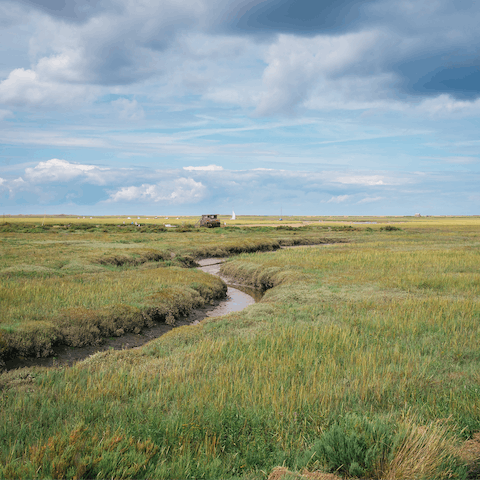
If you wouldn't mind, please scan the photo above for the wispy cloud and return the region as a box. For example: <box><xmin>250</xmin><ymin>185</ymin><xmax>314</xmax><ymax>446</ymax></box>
<box><xmin>357</xmin><ymin>196</ymin><xmax>384</xmax><ymax>204</ymax></box>
<box><xmin>442</xmin><ymin>156</ymin><xmax>479</xmax><ymax>165</ymax></box>
<box><xmin>183</xmin><ymin>164</ymin><xmax>223</xmax><ymax>171</ymax></box>
<box><xmin>333</xmin><ymin>175</ymin><xmax>395</xmax><ymax>186</ymax></box>
<box><xmin>327</xmin><ymin>195</ymin><xmax>351</xmax><ymax>203</ymax></box>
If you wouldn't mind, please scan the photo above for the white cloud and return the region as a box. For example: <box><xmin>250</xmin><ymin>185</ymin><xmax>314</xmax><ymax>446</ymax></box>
<box><xmin>255</xmin><ymin>31</ymin><xmax>385</xmax><ymax>116</ymax></box>
<box><xmin>1</xmin><ymin>158</ymin><xmax>478</xmax><ymax>214</ymax></box>
<box><xmin>334</xmin><ymin>175</ymin><xmax>388</xmax><ymax>186</ymax></box>
<box><xmin>416</xmin><ymin>94</ymin><xmax>480</xmax><ymax>118</ymax></box>
<box><xmin>35</xmin><ymin>50</ymin><xmax>86</xmax><ymax>84</ymax></box>
<box><xmin>327</xmin><ymin>195</ymin><xmax>351</xmax><ymax>203</ymax></box>
<box><xmin>25</xmin><ymin>159</ymin><xmax>109</xmax><ymax>184</ymax></box>
<box><xmin>0</xmin><ymin>176</ymin><xmax>27</xmax><ymax>196</ymax></box>
<box><xmin>1</xmin><ymin>0</ymin><xmax>478</xmax><ymax>120</ymax></box>
<box><xmin>357</xmin><ymin>196</ymin><xmax>384</xmax><ymax>204</ymax></box>
<box><xmin>0</xmin><ymin>68</ymin><xmax>91</xmax><ymax>107</ymax></box>
<box><xmin>19</xmin><ymin>1</ymin><xmax>206</xmax><ymax>89</ymax></box>
<box><xmin>109</xmin><ymin>177</ymin><xmax>206</xmax><ymax>204</ymax></box>
<box><xmin>304</xmin><ymin>73</ymin><xmax>400</xmax><ymax>112</ymax></box>
<box><xmin>111</xmin><ymin>98</ymin><xmax>145</xmax><ymax>121</ymax></box>
<box><xmin>183</xmin><ymin>164</ymin><xmax>223</xmax><ymax>171</ymax></box>
<box><xmin>202</xmin><ymin>86</ymin><xmax>258</xmax><ymax>107</ymax></box>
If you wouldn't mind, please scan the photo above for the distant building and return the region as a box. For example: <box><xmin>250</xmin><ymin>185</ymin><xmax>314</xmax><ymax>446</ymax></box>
<box><xmin>414</xmin><ymin>213</ymin><xmax>421</xmax><ymax>217</ymax></box>
<box><xmin>198</xmin><ymin>214</ymin><xmax>221</xmax><ymax>228</ymax></box>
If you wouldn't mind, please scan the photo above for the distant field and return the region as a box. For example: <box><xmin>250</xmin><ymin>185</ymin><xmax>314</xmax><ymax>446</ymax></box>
<box><xmin>5</xmin><ymin>213</ymin><xmax>476</xmax><ymax>227</ymax></box>
<box><xmin>1</xmin><ymin>217</ymin><xmax>479</xmax><ymax>479</ymax></box>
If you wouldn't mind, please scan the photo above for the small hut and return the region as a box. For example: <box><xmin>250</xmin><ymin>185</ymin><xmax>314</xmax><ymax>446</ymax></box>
<box><xmin>198</xmin><ymin>214</ymin><xmax>221</xmax><ymax>228</ymax></box>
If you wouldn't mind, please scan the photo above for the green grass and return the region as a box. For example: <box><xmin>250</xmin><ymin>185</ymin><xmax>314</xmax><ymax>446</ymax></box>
<box><xmin>0</xmin><ymin>218</ymin><xmax>479</xmax><ymax>479</ymax></box>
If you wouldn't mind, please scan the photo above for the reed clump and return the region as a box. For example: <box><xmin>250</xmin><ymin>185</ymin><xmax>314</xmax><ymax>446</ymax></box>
<box><xmin>381</xmin><ymin>419</ymin><xmax>463</xmax><ymax>480</ymax></box>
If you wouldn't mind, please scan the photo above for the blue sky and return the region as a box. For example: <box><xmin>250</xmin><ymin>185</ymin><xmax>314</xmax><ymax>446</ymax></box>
<box><xmin>0</xmin><ymin>0</ymin><xmax>479</xmax><ymax>215</ymax></box>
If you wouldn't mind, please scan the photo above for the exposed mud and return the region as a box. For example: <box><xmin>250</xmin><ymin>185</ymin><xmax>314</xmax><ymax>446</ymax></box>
<box><xmin>5</xmin><ymin>259</ymin><xmax>260</xmax><ymax>371</ymax></box>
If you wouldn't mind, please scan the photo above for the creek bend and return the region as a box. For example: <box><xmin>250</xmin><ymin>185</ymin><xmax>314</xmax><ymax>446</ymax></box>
<box><xmin>5</xmin><ymin>258</ymin><xmax>261</xmax><ymax>371</ymax></box>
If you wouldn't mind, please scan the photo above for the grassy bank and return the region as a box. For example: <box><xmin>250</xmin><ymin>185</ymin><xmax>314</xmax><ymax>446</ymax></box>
<box><xmin>0</xmin><ymin>266</ymin><xmax>227</xmax><ymax>361</ymax></box>
<box><xmin>0</xmin><ymin>225</ymin><xmax>343</xmax><ymax>364</ymax></box>
<box><xmin>1</xmin><ymin>219</ymin><xmax>479</xmax><ymax>478</ymax></box>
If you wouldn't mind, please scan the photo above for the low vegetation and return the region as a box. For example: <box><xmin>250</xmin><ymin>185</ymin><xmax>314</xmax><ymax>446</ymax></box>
<box><xmin>1</xmin><ymin>216</ymin><xmax>479</xmax><ymax>478</ymax></box>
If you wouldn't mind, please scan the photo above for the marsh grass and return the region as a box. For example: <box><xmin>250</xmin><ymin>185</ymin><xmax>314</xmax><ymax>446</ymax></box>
<box><xmin>0</xmin><ymin>226</ymin><xmax>339</xmax><ymax>362</ymax></box>
<box><xmin>0</xmin><ymin>267</ymin><xmax>226</xmax><ymax>359</ymax></box>
<box><xmin>0</xmin><ymin>218</ymin><xmax>479</xmax><ymax>478</ymax></box>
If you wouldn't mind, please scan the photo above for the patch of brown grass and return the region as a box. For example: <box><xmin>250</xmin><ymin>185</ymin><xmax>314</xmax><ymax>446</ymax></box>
<box><xmin>381</xmin><ymin>420</ymin><xmax>460</xmax><ymax>480</ymax></box>
<box><xmin>457</xmin><ymin>432</ymin><xmax>480</xmax><ymax>478</ymax></box>
<box><xmin>0</xmin><ymin>368</ymin><xmax>39</xmax><ymax>393</ymax></box>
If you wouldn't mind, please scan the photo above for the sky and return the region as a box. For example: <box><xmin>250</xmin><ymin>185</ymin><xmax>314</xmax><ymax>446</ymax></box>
<box><xmin>0</xmin><ymin>0</ymin><xmax>479</xmax><ymax>216</ymax></box>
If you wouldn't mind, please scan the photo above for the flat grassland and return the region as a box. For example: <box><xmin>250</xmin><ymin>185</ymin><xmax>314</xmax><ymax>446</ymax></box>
<box><xmin>1</xmin><ymin>216</ymin><xmax>479</xmax><ymax>479</ymax></box>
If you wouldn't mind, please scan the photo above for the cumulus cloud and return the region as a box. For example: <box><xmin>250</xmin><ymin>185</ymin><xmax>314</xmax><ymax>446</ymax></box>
<box><xmin>24</xmin><ymin>159</ymin><xmax>109</xmax><ymax>184</ymax></box>
<box><xmin>0</xmin><ymin>5</ymin><xmax>260</xmax><ymax>107</ymax></box>
<box><xmin>1</xmin><ymin>158</ymin><xmax>479</xmax><ymax>214</ymax></box>
<box><xmin>247</xmin><ymin>0</ymin><xmax>480</xmax><ymax>115</ymax></box>
<box><xmin>0</xmin><ymin>175</ymin><xmax>28</xmax><ymax>196</ymax></box>
<box><xmin>0</xmin><ymin>68</ymin><xmax>91</xmax><ymax>107</ymax></box>
<box><xmin>21</xmin><ymin>0</ymin><xmax>205</xmax><ymax>87</ymax></box>
<box><xmin>183</xmin><ymin>164</ymin><xmax>223</xmax><ymax>171</ymax></box>
<box><xmin>109</xmin><ymin>178</ymin><xmax>206</xmax><ymax>204</ymax></box>
<box><xmin>1</xmin><ymin>0</ymin><xmax>479</xmax><ymax>115</ymax></box>
<box><xmin>255</xmin><ymin>31</ymin><xmax>385</xmax><ymax>115</ymax></box>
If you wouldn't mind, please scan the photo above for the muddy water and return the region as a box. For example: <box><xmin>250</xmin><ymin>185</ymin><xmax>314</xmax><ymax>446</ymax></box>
<box><xmin>195</xmin><ymin>259</ymin><xmax>259</xmax><ymax>320</ymax></box>
<box><xmin>5</xmin><ymin>259</ymin><xmax>260</xmax><ymax>371</ymax></box>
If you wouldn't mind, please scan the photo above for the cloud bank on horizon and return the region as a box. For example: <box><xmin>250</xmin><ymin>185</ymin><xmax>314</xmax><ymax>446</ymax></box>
<box><xmin>0</xmin><ymin>0</ymin><xmax>479</xmax><ymax>214</ymax></box>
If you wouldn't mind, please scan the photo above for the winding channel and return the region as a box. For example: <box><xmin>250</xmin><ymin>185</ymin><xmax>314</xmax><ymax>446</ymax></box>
<box><xmin>5</xmin><ymin>258</ymin><xmax>261</xmax><ymax>371</ymax></box>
